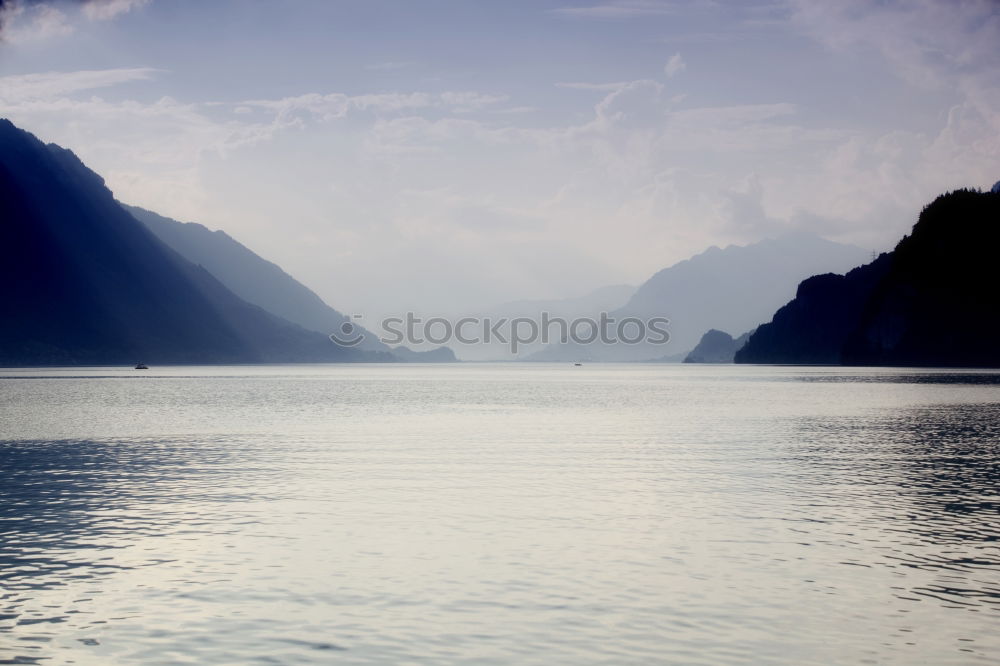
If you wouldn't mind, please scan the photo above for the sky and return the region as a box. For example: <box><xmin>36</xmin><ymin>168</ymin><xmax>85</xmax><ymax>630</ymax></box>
<box><xmin>1</xmin><ymin>0</ymin><xmax>998</xmax><ymax>318</ymax></box>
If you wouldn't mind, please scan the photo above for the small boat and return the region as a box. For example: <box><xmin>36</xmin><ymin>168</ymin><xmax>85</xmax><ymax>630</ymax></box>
<box><xmin>134</xmin><ymin>362</ymin><xmax>149</xmax><ymax>370</ymax></box>
<box><xmin>574</xmin><ymin>363</ymin><xmax>582</xmax><ymax>366</ymax></box>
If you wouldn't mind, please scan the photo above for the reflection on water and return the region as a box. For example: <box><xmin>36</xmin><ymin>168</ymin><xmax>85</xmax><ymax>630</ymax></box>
<box><xmin>1</xmin><ymin>364</ymin><xmax>999</xmax><ymax>665</ymax></box>
<box><xmin>0</xmin><ymin>437</ymin><xmax>274</xmax><ymax>664</ymax></box>
<box><xmin>785</xmin><ymin>404</ymin><xmax>1000</xmax><ymax>612</ymax></box>
<box><xmin>789</xmin><ymin>372</ymin><xmax>1000</xmax><ymax>385</ymax></box>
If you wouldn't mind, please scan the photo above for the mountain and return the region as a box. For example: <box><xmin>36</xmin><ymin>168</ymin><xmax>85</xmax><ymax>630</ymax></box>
<box><xmin>684</xmin><ymin>329</ymin><xmax>753</xmax><ymax>363</ymax></box>
<box><xmin>528</xmin><ymin>233</ymin><xmax>869</xmax><ymax>362</ymax></box>
<box><xmin>391</xmin><ymin>345</ymin><xmax>458</xmax><ymax>362</ymax></box>
<box><xmin>392</xmin><ymin>285</ymin><xmax>635</xmax><ymax>362</ymax></box>
<box><xmin>126</xmin><ymin>205</ymin><xmax>378</xmax><ymax>349</ymax></box>
<box><xmin>0</xmin><ymin>119</ymin><xmax>388</xmax><ymax>366</ymax></box>
<box><xmin>737</xmin><ymin>187</ymin><xmax>1000</xmax><ymax>367</ymax></box>
<box><xmin>733</xmin><ymin>258</ymin><xmax>892</xmax><ymax>364</ymax></box>
<box><xmin>126</xmin><ymin>205</ymin><xmax>455</xmax><ymax>361</ymax></box>
<box><xmin>641</xmin><ymin>350</ymin><xmax>690</xmax><ymax>363</ymax></box>
<box><xmin>492</xmin><ymin>284</ymin><xmax>636</xmax><ymax>321</ymax></box>
<box><xmin>442</xmin><ymin>284</ymin><xmax>635</xmax><ymax>361</ymax></box>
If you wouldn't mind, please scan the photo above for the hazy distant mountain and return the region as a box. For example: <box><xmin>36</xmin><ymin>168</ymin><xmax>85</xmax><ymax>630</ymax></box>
<box><xmin>641</xmin><ymin>350</ymin><xmax>690</xmax><ymax>363</ymax></box>
<box><xmin>684</xmin><ymin>329</ymin><xmax>753</xmax><ymax>364</ymax></box>
<box><xmin>492</xmin><ymin>284</ymin><xmax>636</xmax><ymax>321</ymax></box>
<box><xmin>391</xmin><ymin>345</ymin><xmax>458</xmax><ymax>362</ymax></box>
<box><xmin>125</xmin><ymin>205</ymin><xmax>455</xmax><ymax>362</ymax></box>
<box><xmin>444</xmin><ymin>284</ymin><xmax>635</xmax><ymax>361</ymax></box>
<box><xmin>126</xmin><ymin>205</ymin><xmax>385</xmax><ymax>350</ymax></box>
<box><xmin>737</xmin><ymin>187</ymin><xmax>1000</xmax><ymax>367</ymax></box>
<box><xmin>0</xmin><ymin>119</ymin><xmax>389</xmax><ymax>366</ymax></box>
<box><xmin>529</xmin><ymin>233</ymin><xmax>869</xmax><ymax>362</ymax></box>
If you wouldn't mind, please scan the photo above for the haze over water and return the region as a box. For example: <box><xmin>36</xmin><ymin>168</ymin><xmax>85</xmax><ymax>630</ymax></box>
<box><xmin>2</xmin><ymin>364</ymin><xmax>999</xmax><ymax>664</ymax></box>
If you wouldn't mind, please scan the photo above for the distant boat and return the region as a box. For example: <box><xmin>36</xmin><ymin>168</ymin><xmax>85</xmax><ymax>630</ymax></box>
<box><xmin>574</xmin><ymin>363</ymin><xmax>582</xmax><ymax>366</ymax></box>
<box><xmin>134</xmin><ymin>362</ymin><xmax>149</xmax><ymax>370</ymax></box>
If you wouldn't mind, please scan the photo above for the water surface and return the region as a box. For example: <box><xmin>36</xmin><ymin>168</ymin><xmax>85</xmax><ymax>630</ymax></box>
<box><xmin>1</xmin><ymin>364</ymin><xmax>999</xmax><ymax>664</ymax></box>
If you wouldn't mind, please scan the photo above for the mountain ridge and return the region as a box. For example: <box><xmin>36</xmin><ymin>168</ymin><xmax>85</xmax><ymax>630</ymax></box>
<box><xmin>0</xmin><ymin>118</ymin><xmax>390</xmax><ymax>366</ymax></box>
<box><xmin>127</xmin><ymin>205</ymin><xmax>456</xmax><ymax>361</ymax></box>
<box><xmin>528</xmin><ymin>232</ymin><xmax>870</xmax><ymax>361</ymax></box>
<box><xmin>737</xmin><ymin>187</ymin><xmax>1000</xmax><ymax>367</ymax></box>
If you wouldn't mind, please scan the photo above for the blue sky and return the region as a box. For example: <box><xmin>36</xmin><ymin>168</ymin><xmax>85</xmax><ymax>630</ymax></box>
<box><xmin>1</xmin><ymin>0</ymin><xmax>998</xmax><ymax>316</ymax></box>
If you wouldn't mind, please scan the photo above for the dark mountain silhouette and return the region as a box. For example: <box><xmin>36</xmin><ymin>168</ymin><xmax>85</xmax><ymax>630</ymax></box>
<box><xmin>125</xmin><ymin>205</ymin><xmax>382</xmax><ymax>347</ymax></box>
<box><xmin>735</xmin><ymin>257</ymin><xmax>893</xmax><ymax>364</ymax></box>
<box><xmin>684</xmin><ymin>329</ymin><xmax>753</xmax><ymax>363</ymax></box>
<box><xmin>529</xmin><ymin>233</ymin><xmax>868</xmax><ymax>361</ymax></box>
<box><xmin>0</xmin><ymin>118</ymin><xmax>390</xmax><ymax>366</ymax></box>
<box><xmin>127</xmin><ymin>205</ymin><xmax>455</xmax><ymax>361</ymax></box>
<box><xmin>737</xmin><ymin>187</ymin><xmax>1000</xmax><ymax>367</ymax></box>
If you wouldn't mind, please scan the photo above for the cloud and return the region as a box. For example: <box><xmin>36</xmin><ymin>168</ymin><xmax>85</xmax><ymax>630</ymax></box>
<box><xmin>4</xmin><ymin>3</ymin><xmax>998</xmax><ymax>316</ymax></box>
<box><xmin>779</xmin><ymin>0</ymin><xmax>1000</xmax><ymax>246</ymax></box>
<box><xmin>339</xmin><ymin>77</ymin><xmax>839</xmax><ymax>260</ymax></box>
<box><xmin>788</xmin><ymin>0</ymin><xmax>1000</xmax><ymax>90</ymax></box>
<box><xmin>0</xmin><ymin>2</ymin><xmax>72</xmax><ymax>42</ymax></box>
<box><xmin>0</xmin><ymin>68</ymin><xmax>285</xmax><ymax>224</ymax></box>
<box><xmin>0</xmin><ymin>69</ymin><xmax>527</xmax><ymax>289</ymax></box>
<box><xmin>225</xmin><ymin>77</ymin><xmax>848</xmax><ymax>271</ymax></box>
<box><xmin>664</xmin><ymin>52</ymin><xmax>685</xmax><ymax>78</ymax></box>
<box><xmin>0</xmin><ymin>67</ymin><xmax>157</xmax><ymax>101</ymax></box>
<box><xmin>239</xmin><ymin>90</ymin><xmax>508</xmax><ymax>124</ymax></box>
<box><xmin>0</xmin><ymin>0</ymin><xmax>148</xmax><ymax>41</ymax></box>
<box><xmin>439</xmin><ymin>91</ymin><xmax>509</xmax><ymax>112</ymax></box>
<box><xmin>81</xmin><ymin>0</ymin><xmax>148</xmax><ymax>20</ymax></box>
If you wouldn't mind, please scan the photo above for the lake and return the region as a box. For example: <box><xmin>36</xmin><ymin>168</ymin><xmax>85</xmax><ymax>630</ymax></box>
<box><xmin>1</xmin><ymin>364</ymin><xmax>999</xmax><ymax>664</ymax></box>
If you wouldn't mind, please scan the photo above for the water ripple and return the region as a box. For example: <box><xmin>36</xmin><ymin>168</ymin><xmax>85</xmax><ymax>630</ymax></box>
<box><xmin>1</xmin><ymin>365</ymin><xmax>999</xmax><ymax>664</ymax></box>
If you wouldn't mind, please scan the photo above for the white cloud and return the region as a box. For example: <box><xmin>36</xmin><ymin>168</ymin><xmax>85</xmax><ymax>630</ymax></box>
<box><xmin>1</xmin><ymin>4</ymin><xmax>73</xmax><ymax>43</ymax></box>
<box><xmin>788</xmin><ymin>0</ymin><xmax>1000</xmax><ymax>90</ymax></box>
<box><xmin>0</xmin><ymin>0</ymin><xmax>148</xmax><ymax>43</ymax></box>
<box><xmin>664</xmin><ymin>53</ymin><xmax>685</xmax><ymax>78</ymax></box>
<box><xmin>0</xmin><ymin>68</ymin><xmax>836</xmax><ymax>299</ymax></box>
<box><xmin>439</xmin><ymin>91</ymin><xmax>509</xmax><ymax>112</ymax></box>
<box><xmin>778</xmin><ymin>0</ymin><xmax>1000</xmax><ymax>245</ymax></box>
<box><xmin>4</xmin><ymin>0</ymin><xmax>999</xmax><ymax>318</ymax></box>
<box><xmin>0</xmin><ymin>70</ymin><xmax>285</xmax><ymax>226</ymax></box>
<box><xmin>82</xmin><ymin>0</ymin><xmax>150</xmax><ymax>21</ymax></box>
<box><xmin>0</xmin><ymin>67</ymin><xmax>157</xmax><ymax>102</ymax></box>
<box><xmin>239</xmin><ymin>90</ymin><xmax>508</xmax><ymax>124</ymax></box>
